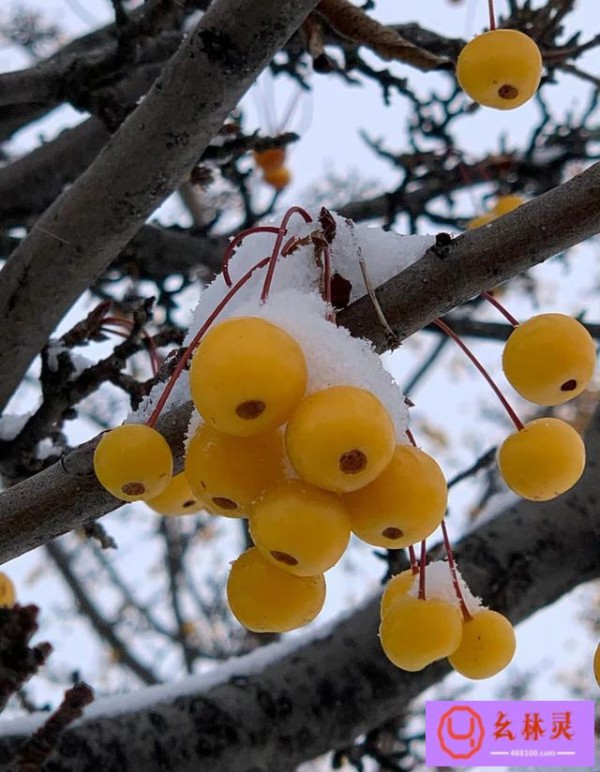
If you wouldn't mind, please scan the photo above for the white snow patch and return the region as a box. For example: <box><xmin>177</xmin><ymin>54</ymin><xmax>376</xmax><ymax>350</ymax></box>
<box><xmin>405</xmin><ymin>559</ymin><xmax>483</xmax><ymax>616</ymax></box>
<box><xmin>133</xmin><ymin>210</ymin><xmax>429</xmax><ymax>425</ymax></box>
<box><xmin>45</xmin><ymin>340</ymin><xmax>67</xmax><ymax>373</ymax></box>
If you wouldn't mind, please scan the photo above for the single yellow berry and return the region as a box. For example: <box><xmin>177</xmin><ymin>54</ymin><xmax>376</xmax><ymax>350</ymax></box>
<box><xmin>379</xmin><ymin>595</ymin><xmax>463</xmax><ymax>671</ymax></box>
<box><xmin>492</xmin><ymin>194</ymin><xmax>525</xmax><ymax>215</ymax></box>
<box><xmin>344</xmin><ymin>445</ymin><xmax>447</xmax><ymax>548</ymax></box>
<box><xmin>262</xmin><ymin>166</ymin><xmax>291</xmax><ymax>190</ymax></box>
<box><xmin>448</xmin><ymin>609</ymin><xmax>516</xmax><ymax>679</ymax></box>
<box><xmin>94</xmin><ymin>424</ymin><xmax>173</xmax><ymax>502</ymax></box>
<box><xmin>456</xmin><ymin>29</ymin><xmax>542</xmax><ymax>110</ymax></box>
<box><xmin>593</xmin><ymin>642</ymin><xmax>600</xmax><ymax>687</ymax></box>
<box><xmin>185</xmin><ymin>423</ymin><xmax>285</xmax><ymax>517</ymax></box>
<box><xmin>227</xmin><ymin>547</ymin><xmax>326</xmax><ymax>632</ymax></box>
<box><xmin>250</xmin><ymin>479</ymin><xmax>351</xmax><ymax>576</ymax></box>
<box><xmin>380</xmin><ymin>569</ymin><xmax>416</xmax><ymax>619</ymax></box>
<box><xmin>253</xmin><ymin>148</ymin><xmax>286</xmax><ymax>172</ymax></box>
<box><xmin>0</xmin><ymin>573</ymin><xmax>16</xmax><ymax>607</ymax></box>
<box><xmin>146</xmin><ymin>473</ymin><xmax>206</xmax><ymax>516</ymax></box>
<box><xmin>503</xmin><ymin>314</ymin><xmax>596</xmax><ymax>406</ymax></box>
<box><xmin>190</xmin><ymin>317</ymin><xmax>307</xmax><ymax>437</ymax></box>
<box><xmin>285</xmin><ymin>386</ymin><xmax>396</xmax><ymax>493</ymax></box>
<box><xmin>498</xmin><ymin>417</ymin><xmax>585</xmax><ymax>501</ymax></box>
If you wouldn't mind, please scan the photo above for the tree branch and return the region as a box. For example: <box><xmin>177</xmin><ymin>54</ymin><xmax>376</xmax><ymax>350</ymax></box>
<box><xmin>1</xmin><ymin>405</ymin><xmax>599</xmax><ymax>769</ymax></box>
<box><xmin>337</xmin><ymin>162</ymin><xmax>600</xmax><ymax>352</ymax></box>
<box><xmin>1</xmin><ymin>163</ymin><xmax>600</xmax><ymax>564</ymax></box>
<box><xmin>0</xmin><ymin>0</ymin><xmax>319</xmax><ymax>414</ymax></box>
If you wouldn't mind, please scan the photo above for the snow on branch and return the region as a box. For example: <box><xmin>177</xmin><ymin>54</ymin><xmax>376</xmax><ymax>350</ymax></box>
<box><xmin>1</xmin><ymin>167</ymin><xmax>600</xmax><ymax>564</ymax></box>
<box><xmin>1</xmin><ymin>405</ymin><xmax>599</xmax><ymax>769</ymax></box>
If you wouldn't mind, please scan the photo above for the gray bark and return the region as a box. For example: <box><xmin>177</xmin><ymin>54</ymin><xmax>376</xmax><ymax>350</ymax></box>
<box><xmin>1</xmin><ymin>405</ymin><xmax>599</xmax><ymax>770</ymax></box>
<box><xmin>0</xmin><ymin>0</ymin><xmax>318</xmax><ymax>414</ymax></box>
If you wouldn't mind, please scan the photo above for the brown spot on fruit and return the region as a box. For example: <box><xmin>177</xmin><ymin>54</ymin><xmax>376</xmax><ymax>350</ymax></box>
<box><xmin>339</xmin><ymin>449</ymin><xmax>367</xmax><ymax>474</ymax></box>
<box><xmin>183</xmin><ymin>499</ymin><xmax>196</xmax><ymax>508</ymax></box>
<box><xmin>382</xmin><ymin>527</ymin><xmax>404</xmax><ymax>540</ymax></box>
<box><xmin>560</xmin><ymin>379</ymin><xmax>577</xmax><ymax>392</ymax></box>
<box><xmin>212</xmin><ymin>496</ymin><xmax>237</xmax><ymax>510</ymax></box>
<box><xmin>498</xmin><ymin>84</ymin><xmax>518</xmax><ymax>100</ymax></box>
<box><xmin>270</xmin><ymin>550</ymin><xmax>298</xmax><ymax>566</ymax></box>
<box><xmin>235</xmin><ymin>400</ymin><xmax>266</xmax><ymax>419</ymax></box>
<box><xmin>121</xmin><ymin>482</ymin><xmax>145</xmax><ymax>496</ymax></box>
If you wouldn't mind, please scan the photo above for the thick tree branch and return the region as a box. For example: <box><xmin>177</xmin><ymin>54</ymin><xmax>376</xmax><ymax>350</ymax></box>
<box><xmin>338</xmin><ymin>162</ymin><xmax>600</xmax><ymax>352</ymax></box>
<box><xmin>1</xmin><ymin>163</ymin><xmax>600</xmax><ymax>564</ymax></box>
<box><xmin>1</xmin><ymin>406</ymin><xmax>599</xmax><ymax>770</ymax></box>
<box><xmin>0</xmin><ymin>0</ymin><xmax>319</xmax><ymax>415</ymax></box>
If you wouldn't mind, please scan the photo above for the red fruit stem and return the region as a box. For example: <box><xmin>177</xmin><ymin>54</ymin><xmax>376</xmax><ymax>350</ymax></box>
<box><xmin>408</xmin><ymin>545</ymin><xmax>419</xmax><ymax>574</ymax></box>
<box><xmin>488</xmin><ymin>0</ymin><xmax>496</xmax><ymax>30</ymax></box>
<box><xmin>418</xmin><ymin>540</ymin><xmax>427</xmax><ymax>600</ymax></box>
<box><xmin>405</xmin><ymin>428</ymin><xmax>417</xmax><ymax>447</ymax></box>
<box><xmin>221</xmin><ymin>226</ymin><xmax>281</xmax><ymax>287</ymax></box>
<box><xmin>481</xmin><ymin>290</ymin><xmax>519</xmax><ymax>326</ymax></box>
<box><xmin>440</xmin><ymin>519</ymin><xmax>472</xmax><ymax>621</ymax></box>
<box><xmin>101</xmin><ymin>319</ymin><xmax>161</xmax><ymax>377</ymax></box>
<box><xmin>146</xmin><ymin>256</ymin><xmax>271</xmax><ymax>427</ymax></box>
<box><xmin>408</xmin><ymin>544</ymin><xmax>419</xmax><ymax>574</ymax></box>
<box><xmin>260</xmin><ymin>206</ymin><xmax>313</xmax><ymax>302</ymax></box>
<box><xmin>433</xmin><ymin>318</ymin><xmax>524</xmax><ymax>431</ymax></box>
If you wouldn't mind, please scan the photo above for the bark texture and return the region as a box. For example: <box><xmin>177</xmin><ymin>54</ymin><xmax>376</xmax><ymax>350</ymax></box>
<box><xmin>0</xmin><ymin>0</ymin><xmax>318</xmax><ymax>413</ymax></box>
<box><xmin>1</xmin><ymin>405</ymin><xmax>599</xmax><ymax>770</ymax></box>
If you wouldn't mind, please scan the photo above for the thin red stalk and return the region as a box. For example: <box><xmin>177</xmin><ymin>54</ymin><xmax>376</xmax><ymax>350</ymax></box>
<box><xmin>405</xmin><ymin>428</ymin><xmax>417</xmax><ymax>447</ymax></box>
<box><xmin>260</xmin><ymin>206</ymin><xmax>313</xmax><ymax>302</ymax></box>
<box><xmin>433</xmin><ymin>318</ymin><xmax>524</xmax><ymax>430</ymax></box>
<box><xmin>407</xmin><ymin>545</ymin><xmax>419</xmax><ymax>575</ymax></box>
<box><xmin>221</xmin><ymin>226</ymin><xmax>281</xmax><ymax>287</ymax></box>
<box><xmin>441</xmin><ymin>519</ymin><xmax>472</xmax><ymax>621</ymax></box>
<box><xmin>146</xmin><ymin>256</ymin><xmax>270</xmax><ymax>427</ymax></box>
<box><xmin>488</xmin><ymin>0</ymin><xmax>496</xmax><ymax>30</ymax></box>
<box><xmin>481</xmin><ymin>290</ymin><xmax>519</xmax><ymax>326</ymax></box>
<box><xmin>102</xmin><ymin>319</ymin><xmax>160</xmax><ymax>377</ymax></box>
<box><xmin>418</xmin><ymin>540</ymin><xmax>427</xmax><ymax>600</ymax></box>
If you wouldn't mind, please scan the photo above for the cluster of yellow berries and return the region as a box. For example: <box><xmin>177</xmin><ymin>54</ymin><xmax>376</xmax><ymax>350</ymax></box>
<box><xmin>498</xmin><ymin>313</ymin><xmax>595</xmax><ymax>501</ymax></box>
<box><xmin>467</xmin><ymin>194</ymin><xmax>525</xmax><ymax>230</ymax></box>
<box><xmin>253</xmin><ymin>148</ymin><xmax>291</xmax><ymax>191</ymax></box>
<box><xmin>379</xmin><ymin>566</ymin><xmax>516</xmax><ymax>679</ymax></box>
<box><xmin>457</xmin><ymin>29</ymin><xmax>542</xmax><ymax>110</ymax></box>
<box><xmin>94</xmin><ymin>315</ymin><xmax>450</xmax><ymax>636</ymax></box>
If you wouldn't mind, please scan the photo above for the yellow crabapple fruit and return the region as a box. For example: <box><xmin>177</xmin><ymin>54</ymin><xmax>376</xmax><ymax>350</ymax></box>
<box><xmin>594</xmin><ymin>643</ymin><xmax>600</xmax><ymax>687</ymax></box>
<box><xmin>94</xmin><ymin>424</ymin><xmax>172</xmax><ymax>502</ymax></box>
<box><xmin>502</xmin><ymin>314</ymin><xmax>596</xmax><ymax>406</ymax></box>
<box><xmin>146</xmin><ymin>473</ymin><xmax>206</xmax><ymax>516</ymax></box>
<box><xmin>492</xmin><ymin>194</ymin><xmax>525</xmax><ymax>215</ymax></box>
<box><xmin>380</xmin><ymin>569</ymin><xmax>417</xmax><ymax>619</ymax></box>
<box><xmin>285</xmin><ymin>386</ymin><xmax>396</xmax><ymax>493</ymax></box>
<box><xmin>253</xmin><ymin>148</ymin><xmax>286</xmax><ymax>172</ymax></box>
<box><xmin>379</xmin><ymin>595</ymin><xmax>463</xmax><ymax>671</ymax></box>
<box><xmin>498</xmin><ymin>418</ymin><xmax>585</xmax><ymax>501</ymax></box>
<box><xmin>190</xmin><ymin>317</ymin><xmax>307</xmax><ymax>437</ymax></box>
<box><xmin>448</xmin><ymin>609</ymin><xmax>516</xmax><ymax>679</ymax></box>
<box><xmin>227</xmin><ymin>547</ymin><xmax>326</xmax><ymax>632</ymax></box>
<box><xmin>0</xmin><ymin>573</ymin><xmax>16</xmax><ymax>607</ymax></box>
<box><xmin>250</xmin><ymin>479</ymin><xmax>351</xmax><ymax>576</ymax></box>
<box><xmin>262</xmin><ymin>166</ymin><xmax>291</xmax><ymax>190</ymax></box>
<box><xmin>344</xmin><ymin>444</ymin><xmax>447</xmax><ymax>548</ymax></box>
<box><xmin>456</xmin><ymin>29</ymin><xmax>542</xmax><ymax>110</ymax></box>
<box><xmin>184</xmin><ymin>423</ymin><xmax>285</xmax><ymax>517</ymax></box>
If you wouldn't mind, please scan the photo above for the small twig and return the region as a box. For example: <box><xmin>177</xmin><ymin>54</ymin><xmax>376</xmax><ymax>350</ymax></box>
<box><xmin>17</xmin><ymin>683</ymin><xmax>94</xmax><ymax>771</ymax></box>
